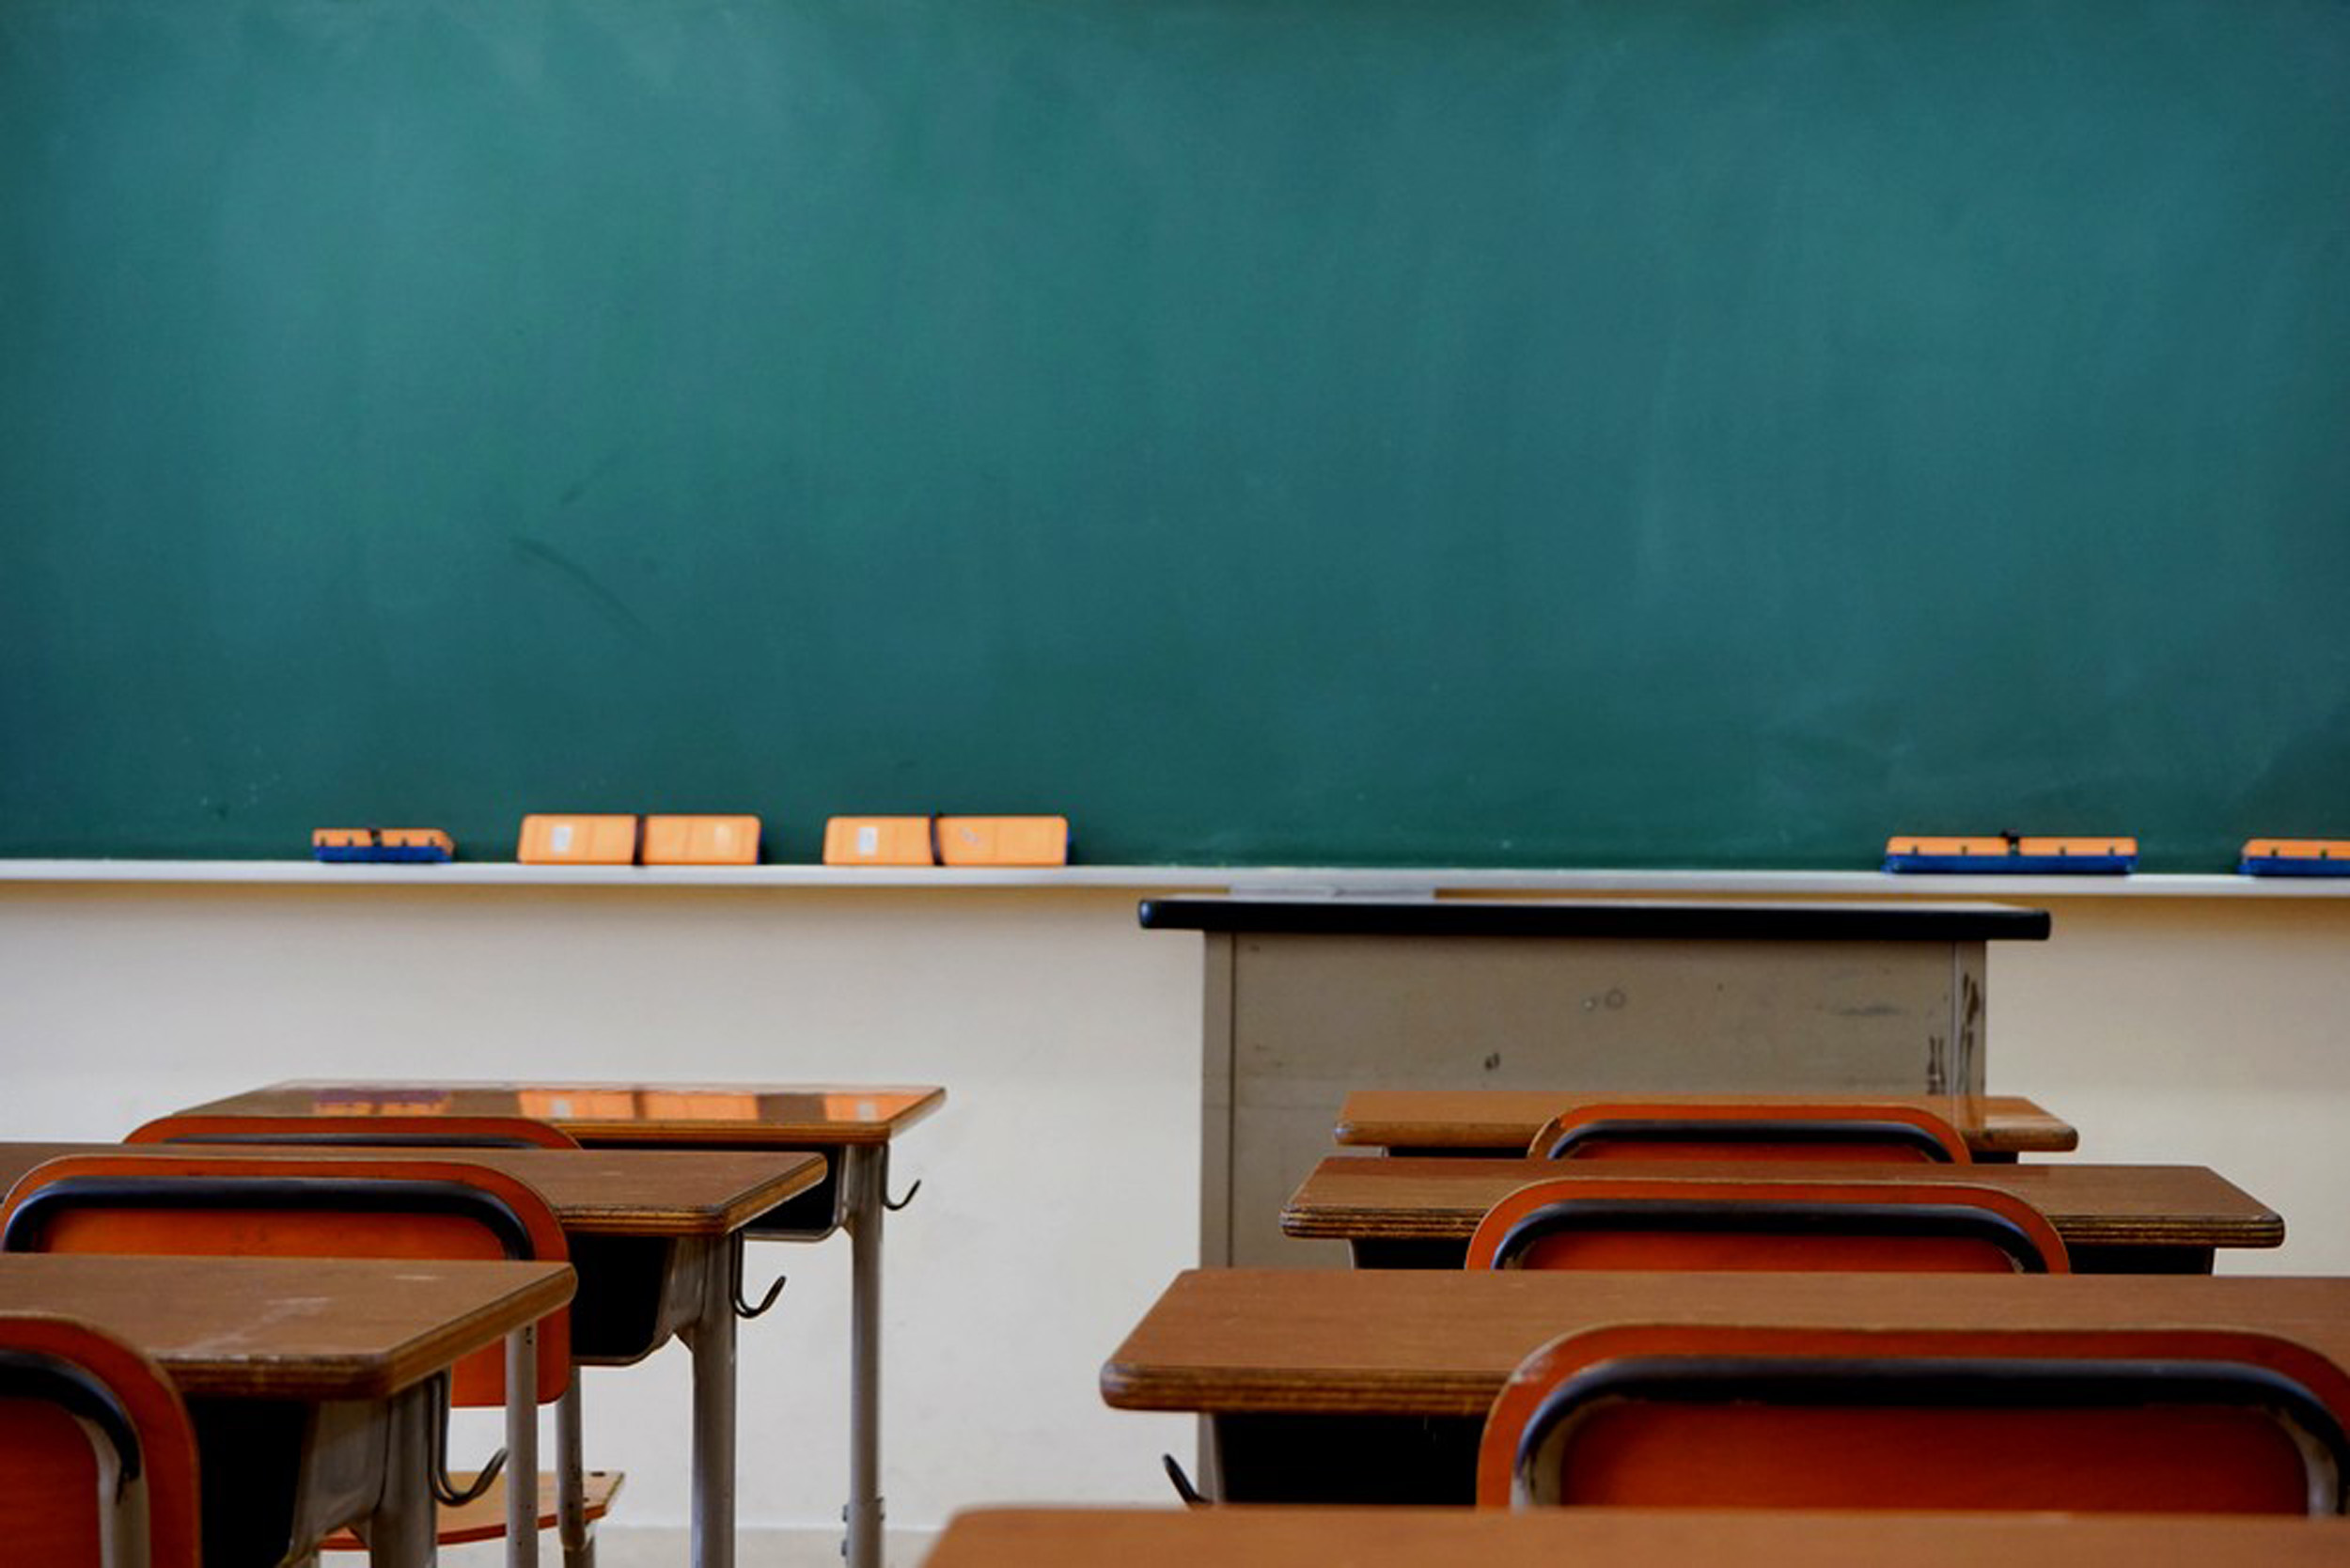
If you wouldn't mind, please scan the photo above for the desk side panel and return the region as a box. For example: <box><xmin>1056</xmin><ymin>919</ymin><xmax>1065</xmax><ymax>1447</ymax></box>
<box><xmin>1227</xmin><ymin>933</ymin><xmax>1970</xmax><ymax>1266</ymax></box>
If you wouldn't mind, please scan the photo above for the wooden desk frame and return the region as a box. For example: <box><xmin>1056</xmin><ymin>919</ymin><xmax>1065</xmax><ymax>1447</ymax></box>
<box><xmin>918</xmin><ymin>1504</ymin><xmax>2350</xmax><ymax>1567</ymax></box>
<box><xmin>0</xmin><ymin>1141</ymin><xmax>825</xmax><ymax>1568</ymax></box>
<box><xmin>1280</xmin><ymin>1154</ymin><xmax>2284</xmax><ymax>1275</ymax></box>
<box><xmin>164</xmin><ymin>1084</ymin><xmax>945</xmax><ymax>1568</ymax></box>
<box><xmin>1140</xmin><ymin>898</ymin><xmax>2050</xmax><ymax>1267</ymax></box>
<box><xmin>1101</xmin><ymin>1270</ymin><xmax>2350</xmax><ymax>1507</ymax></box>
<box><xmin>0</xmin><ymin>1255</ymin><xmax>571</xmax><ymax>1568</ymax></box>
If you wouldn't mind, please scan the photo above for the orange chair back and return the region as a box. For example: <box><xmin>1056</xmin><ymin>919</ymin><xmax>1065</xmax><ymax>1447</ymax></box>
<box><xmin>0</xmin><ymin>1310</ymin><xmax>201</xmax><ymax>1568</ymax></box>
<box><xmin>1479</xmin><ymin>1323</ymin><xmax>2350</xmax><ymax>1514</ymax></box>
<box><xmin>127</xmin><ymin>1113</ymin><xmax>582</xmax><ymax>1150</ymax></box>
<box><xmin>1465</xmin><ymin>1176</ymin><xmax>2070</xmax><ymax>1274</ymax></box>
<box><xmin>0</xmin><ymin>1152</ymin><xmax>571</xmax><ymax>1403</ymax></box>
<box><xmin>1528</xmin><ymin>1100</ymin><xmax>1972</xmax><ymax>1164</ymax></box>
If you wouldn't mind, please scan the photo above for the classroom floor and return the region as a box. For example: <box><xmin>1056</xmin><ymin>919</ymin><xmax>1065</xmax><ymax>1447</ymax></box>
<box><xmin>441</xmin><ymin>1528</ymin><xmax>932</xmax><ymax>1567</ymax></box>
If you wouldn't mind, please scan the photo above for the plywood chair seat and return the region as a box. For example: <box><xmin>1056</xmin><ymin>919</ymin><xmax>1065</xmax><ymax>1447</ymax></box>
<box><xmin>1478</xmin><ymin>1323</ymin><xmax>2350</xmax><ymax>1513</ymax></box>
<box><xmin>0</xmin><ymin>1150</ymin><xmax>612</xmax><ymax>1564</ymax></box>
<box><xmin>129</xmin><ymin>1112</ymin><xmax>585</xmax><ymax>1151</ymax></box>
<box><xmin>1529</xmin><ymin>1098</ymin><xmax>1974</xmax><ymax>1163</ymax></box>
<box><xmin>123</xmin><ymin>1117</ymin><xmax>626</xmax><ymax>1562</ymax></box>
<box><xmin>324</xmin><ymin>1466</ymin><xmax>623</xmax><ymax>1548</ymax></box>
<box><xmin>0</xmin><ymin>1151</ymin><xmax>572</xmax><ymax>1399</ymax></box>
<box><xmin>1466</xmin><ymin>1175</ymin><xmax>2071</xmax><ymax>1274</ymax></box>
<box><xmin>0</xmin><ymin>1310</ymin><xmax>202</xmax><ymax>1568</ymax></box>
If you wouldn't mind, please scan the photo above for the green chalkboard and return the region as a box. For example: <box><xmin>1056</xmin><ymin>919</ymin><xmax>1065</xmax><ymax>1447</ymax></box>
<box><xmin>4</xmin><ymin>0</ymin><xmax>2345</xmax><ymax>869</ymax></box>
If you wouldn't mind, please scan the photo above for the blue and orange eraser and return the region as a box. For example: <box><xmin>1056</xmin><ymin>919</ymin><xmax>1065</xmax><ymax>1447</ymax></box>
<box><xmin>2239</xmin><ymin>839</ymin><xmax>2350</xmax><ymax>877</ymax></box>
<box><xmin>312</xmin><ymin>828</ymin><xmax>454</xmax><ymax>863</ymax></box>
<box><xmin>1884</xmin><ymin>835</ymin><xmax>2138</xmax><ymax>874</ymax></box>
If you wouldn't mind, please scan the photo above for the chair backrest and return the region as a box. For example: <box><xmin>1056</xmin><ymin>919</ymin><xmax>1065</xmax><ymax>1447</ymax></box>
<box><xmin>1464</xmin><ymin>1176</ymin><xmax>2071</xmax><ymax>1274</ymax></box>
<box><xmin>126</xmin><ymin>1113</ymin><xmax>582</xmax><ymax>1151</ymax></box>
<box><xmin>1528</xmin><ymin>1100</ymin><xmax>1973</xmax><ymax>1164</ymax></box>
<box><xmin>0</xmin><ymin>1152</ymin><xmax>570</xmax><ymax>1403</ymax></box>
<box><xmin>0</xmin><ymin>1310</ymin><xmax>201</xmax><ymax>1568</ymax></box>
<box><xmin>1478</xmin><ymin>1322</ymin><xmax>2350</xmax><ymax>1515</ymax></box>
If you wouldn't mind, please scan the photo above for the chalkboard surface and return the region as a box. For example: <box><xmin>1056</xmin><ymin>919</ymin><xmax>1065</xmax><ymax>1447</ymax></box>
<box><xmin>4</xmin><ymin>0</ymin><xmax>2345</xmax><ymax>869</ymax></box>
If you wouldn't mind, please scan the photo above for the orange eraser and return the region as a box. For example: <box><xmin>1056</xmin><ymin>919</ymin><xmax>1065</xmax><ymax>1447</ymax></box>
<box><xmin>934</xmin><ymin>815</ymin><xmax>1069</xmax><ymax>867</ymax></box>
<box><xmin>641</xmin><ymin>815</ymin><xmax>761</xmax><ymax>866</ymax></box>
<box><xmin>822</xmin><ymin>817</ymin><xmax>936</xmax><ymax>866</ymax></box>
<box><xmin>518</xmin><ymin>814</ymin><xmax>640</xmax><ymax>865</ymax></box>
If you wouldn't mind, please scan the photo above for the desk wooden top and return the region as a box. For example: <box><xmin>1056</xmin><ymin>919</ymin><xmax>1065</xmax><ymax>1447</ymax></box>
<box><xmin>180</xmin><ymin>1080</ymin><xmax>948</xmax><ymax>1146</ymax></box>
<box><xmin>0</xmin><ymin>1253</ymin><xmax>572</xmax><ymax>1400</ymax></box>
<box><xmin>0</xmin><ymin>1142</ymin><xmax>826</xmax><ymax>1238</ymax></box>
<box><xmin>1282</xmin><ymin>1155</ymin><xmax>2283</xmax><ymax>1253</ymax></box>
<box><xmin>1336</xmin><ymin>1090</ymin><xmax>2078</xmax><ymax>1155</ymax></box>
<box><xmin>922</xmin><ymin>1507</ymin><xmax>2350</xmax><ymax>1568</ymax></box>
<box><xmin>1102</xmin><ymin>1270</ymin><xmax>2350</xmax><ymax>1419</ymax></box>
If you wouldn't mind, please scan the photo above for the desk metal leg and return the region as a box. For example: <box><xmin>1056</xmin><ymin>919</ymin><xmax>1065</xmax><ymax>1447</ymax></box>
<box><xmin>370</xmin><ymin>1383</ymin><xmax>439</xmax><ymax>1568</ymax></box>
<box><xmin>681</xmin><ymin>1234</ymin><xmax>737</xmax><ymax>1568</ymax></box>
<box><xmin>506</xmin><ymin>1326</ymin><xmax>540</xmax><ymax>1568</ymax></box>
<box><xmin>841</xmin><ymin>1145</ymin><xmax>886</xmax><ymax>1568</ymax></box>
<box><xmin>556</xmin><ymin>1380</ymin><xmax>592</xmax><ymax>1568</ymax></box>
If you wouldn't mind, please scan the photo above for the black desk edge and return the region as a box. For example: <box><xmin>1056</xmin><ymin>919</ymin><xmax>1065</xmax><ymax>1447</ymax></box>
<box><xmin>1136</xmin><ymin>898</ymin><xmax>2051</xmax><ymax>943</ymax></box>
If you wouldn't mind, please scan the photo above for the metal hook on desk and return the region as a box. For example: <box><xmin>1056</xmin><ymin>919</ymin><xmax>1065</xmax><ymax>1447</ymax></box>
<box><xmin>1161</xmin><ymin>1454</ymin><xmax>1207</xmax><ymax>1508</ymax></box>
<box><xmin>883</xmin><ymin>1177</ymin><xmax>922</xmax><ymax>1212</ymax></box>
<box><xmin>429</xmin><ymin>1373</ymin><xmax>508</xmax><ymax>1507</ymax></box>
<box><xmin>734</xmin><ymin>1249</ymin><xmax>789</xmax><ymax>1319</ymax></box>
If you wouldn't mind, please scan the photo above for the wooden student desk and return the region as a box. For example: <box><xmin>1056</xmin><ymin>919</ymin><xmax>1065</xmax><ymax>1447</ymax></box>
<box><xmin>1282</xmin><ymin>1154</ymin><xmax>2283</xmax><ymax>1273</ymax></box>
<box><xmin>0</xmin><ymin>1252</ymin><xmax>572</xmax><ymax>1568</ymax></box>
<box><xmin>1334</xmin><ymin>1090</ymin><xmax>2079</xmax><ymax>1158</ymax></box>
<box><xmin>1101</xmin><ymin>1269</ymin><xmax>2350</xmax><ymax>1505</ymax></box>
<box><xmin>919</xmin><ymin>1506</ymin><xmax>2350</xmax><ymax>1568</ymax></box>
<box><xmin>0</xmin><ymin>1139</ymin><xmax>825</xmax><ymax>1568</ymax></box>
<box><xmin>170</xmin><ymin>1080</ymin><xmax>947</xmax><ymax>1568</ymax></box>
<box><xmin>1140</xmin><ymin>897</ymin><xmax>2051</xmax><ymax>1266</ymax></box>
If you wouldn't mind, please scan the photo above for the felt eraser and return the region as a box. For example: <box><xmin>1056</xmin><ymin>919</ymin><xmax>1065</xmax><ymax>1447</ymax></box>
<box><xmin>823</xmin><ymin>817</ymin><xmax>935</xmax><ymax>866</ymax></box>
<box><xmin>641</xmin><ymin>815</ymin><xmax>761</xmax><ymax>866</ymax></box>
<box><xmin>934</xmin><ymin>815</ymin><xmax>1069</xmax><ymax>866</ymax></box>
<box><xmin>518</xmin><ymin>814</ymin><xmax>640</xmax><ymax>865</ymax></box>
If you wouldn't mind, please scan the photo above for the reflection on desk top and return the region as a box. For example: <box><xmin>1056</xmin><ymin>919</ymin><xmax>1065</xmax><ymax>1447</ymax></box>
<box><xmin>923</xmin><ymin>1507</ymin><xmax>2350</xmax><ymax>1568</ymax></box>
<box><xmin>1335</xmin><ymin>1090</ymin><xmax>2078</xmax><ymax>1155</ymax></box>
<box><xmin>0</xmin><ymin>1253</ymin><xmax>572</xmax><ymax>1399</ymax></box>
<box><xmin>0</xmin><ymin>1142</ymin><xmax>826</xmax><ymax>1237</ymax></box>
<box><xmin>1281</xmin><ymin>1155</ymin><xmax>2283</xmax><ymax>1251</ymax></box>
<box><xmin>180</xmin><ymin>1080</ymin><xmax>948</xmax><ymax>1145</ymax></box>
<box><xmin>1102</xmin><ymin>1270</ymin><xmax>2350</xmax><ymax>1418</ymax></box>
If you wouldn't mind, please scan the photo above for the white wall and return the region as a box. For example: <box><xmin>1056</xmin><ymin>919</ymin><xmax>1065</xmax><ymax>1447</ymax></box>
<box><xmin>2</xmin><ymin>876</ymin><xmax>2345</xmax><ymax>1553</ymax></box>
<box><xmin>1991</xmin><ymin>893</ymin><xmax>2350</xmax><ymax>1274</ymax></box>
<box><xmin>0</xmin><ymin>882</ymin><xmax>1205</xmax><ymax>1553</ymax></box>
